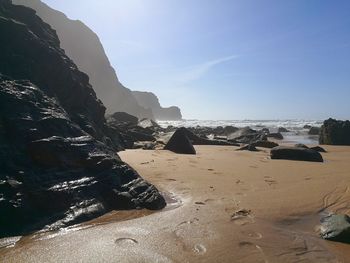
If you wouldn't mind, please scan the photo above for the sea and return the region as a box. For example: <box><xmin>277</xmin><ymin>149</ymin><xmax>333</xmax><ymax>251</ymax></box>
<box><xmin>157</xmin><ymin>119</ymin><xmax>323</xmax><ymax>145</ymax></box>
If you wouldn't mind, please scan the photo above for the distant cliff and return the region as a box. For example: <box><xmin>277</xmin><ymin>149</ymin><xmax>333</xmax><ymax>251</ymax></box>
<box><xmin>12</xmin><ymin>0</ymin><xmax>154</xmax><ymax>119</ymax></box>
<box><xmin>132</xmin><ymin>91</ymin><xmax>182</xmax><ymax>120</ymax></box>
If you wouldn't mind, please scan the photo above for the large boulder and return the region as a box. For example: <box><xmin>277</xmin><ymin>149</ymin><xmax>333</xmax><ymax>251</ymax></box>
<box><xmin>319</xmin><ymin>118</ymin><xmax>350</xmax><ymax>145</ymax></box>
<box><xmin>253</xmin><ymin>140</ymin><xmax>279</xmax><ymax>149</ymax></box>
<box><xmin>164</xmin><ymin>128</ymin><xmax>196</xmax><ymax>154</ymax></box>
<box><xmin>108</xmin><ymin>112</ymin><xmax>138</xmax><ymax>126</ymax></box>
<box><xmin>320</xmin><ymin>214</ymin><xmax>350</xmax><ymax>243</ymax></box>
<box><xmin>270</xmin><ymin>146</ymin><xmax>323</xmax><ymax>162</ymax></box>
<box><xmin>0</xmin><ymin>2</ymin><xmax>165</xmax><ymax>237</ymax></box>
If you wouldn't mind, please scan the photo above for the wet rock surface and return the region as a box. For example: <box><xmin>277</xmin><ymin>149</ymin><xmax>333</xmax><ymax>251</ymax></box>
<box><xmin>270</xmin><ymin>146</ymin><xmax>323</xmax><ymax>162</ymax></box>
<box><xmin>0</xmin><ymin>1</ymin><xmax>165</xmax><ymax>237</ymax></box>
<box><xmin>320</xmin><ymin>214</ymin><xmax>350</xmax><ymax>243</ymax></box>
<box><xmin>319</xmin><ymin>118</ymin><xmax>350</xmax><ymax>145</ymax></box>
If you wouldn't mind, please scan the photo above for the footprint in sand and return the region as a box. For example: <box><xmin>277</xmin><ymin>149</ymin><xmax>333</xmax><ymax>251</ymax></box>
<box><xmin>241</xmin><ymin>230</ymin><xmax>263</xmax><ymax>240</ymax></box>
<box><xmin>115</xmin><ymin>237</ymin><xmax>138</xmax><ymax>246</ymax></box>
<box><xmin>173</xmin><ymin>219</ymin><xmax>215</xmax><ymax>255</ymax></box>
<box><xmin>264</xmin><ymin>176</ymin><xmax>277</xmax><ymax>186</ymax></box>
<box><xmin>231</xmin><ymin>209</ymin><xmax>255</xmax><ymax>225</ymax></box>
<box><xmin>238</xmin><ymin>241</ymin><xmax>268</xmax><ymax>263</ymax></box>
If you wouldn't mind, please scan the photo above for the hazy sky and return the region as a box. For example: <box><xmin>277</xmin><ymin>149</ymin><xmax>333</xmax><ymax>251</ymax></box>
<box><xmin>42</xmin><ymin>0</ymin><xmax>350</xmax><ymax>120</ymax></box>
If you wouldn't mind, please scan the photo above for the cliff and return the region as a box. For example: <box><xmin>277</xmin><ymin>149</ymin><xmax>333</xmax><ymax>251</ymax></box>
<box><xmin>132</xmin><ymin>91</ymin><xmax>182</xmax><ymax>120</ymax></box>
<box><xmin>12</xmin><ymin>0</ymin><xmax>154</xmax><ymax>119</ymax></box>
<box><xmin>0</xmin><ymin>0</ymin><xmax>164</xmax><ymax>237</ymax></box>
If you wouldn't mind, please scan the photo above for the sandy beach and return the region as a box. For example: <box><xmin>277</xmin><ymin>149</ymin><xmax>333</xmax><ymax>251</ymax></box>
<box><xmin>1</xmin><ymin>144</ymin><xmax>350</xmax><ymax>262</ymax></box>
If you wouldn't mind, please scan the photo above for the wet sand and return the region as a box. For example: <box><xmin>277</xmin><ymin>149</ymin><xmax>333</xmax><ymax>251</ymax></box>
<box><xmin>1</xmin><ymin>145</ymin><xmax>350</xmax><ymax>262</ymax></box>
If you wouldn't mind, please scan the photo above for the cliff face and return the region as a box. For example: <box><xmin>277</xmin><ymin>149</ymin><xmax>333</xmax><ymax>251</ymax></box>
<box><xmin>132</xmin><ymin>91</ymin><xmax>182</xmax><ymax>120</ymax></box>
<box><xmin>0</xmin><ymin>1</ymin><xmax>164</xmax><ymax>237</ymax></box>
<box><xmin>12</xmin><ymin>0</ymin><xmax>154</xmax><ymax>119</ymax></box>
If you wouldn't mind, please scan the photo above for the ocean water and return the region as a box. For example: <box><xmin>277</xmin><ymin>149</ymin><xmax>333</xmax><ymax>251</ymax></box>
<box><xmin>157</xmin><ymin>119</ymin><xmax>323</xmax><ymax>145</ymax></box>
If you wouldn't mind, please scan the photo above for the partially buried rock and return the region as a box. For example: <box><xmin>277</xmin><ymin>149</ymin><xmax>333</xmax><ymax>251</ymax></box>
<box><xmin>295</xmin><ymin>143</ymin><xmax>309</xmax><ymax>149</ymax></box>
<box><xmin>237</xmin><ymin>144</ymin><xmax>259</xmax><ymax>152</ymax></box>
<box><xmin>310</xmin><ymin>146</ymin><xmax>327</xmax><ymax>153</ymax></box>
<box><xmin>252</xmin><ymin>140</ymin><xmax>279</xmax><ymax>148</ymax></box>
<box><xmin>164</xmin><ymin>128</ymin><xmax>196</xmax><ymax>154</ymax></box>
<box><xmin>270</xmin><ymin>146</ymin><xmax>323</xmax><ymax>162</ymax></box>
<box><xmin>320</xmin><ymin>214</ymin><xmax>350</xmax><ymax>243</ymax></box>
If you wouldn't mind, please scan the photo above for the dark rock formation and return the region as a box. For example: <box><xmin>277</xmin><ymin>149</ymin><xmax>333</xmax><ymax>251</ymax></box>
<box><xmin>107</xmin><ymin>117</ymin><xmax>157</xmax><ymax>148</ymax></box>
<box><xmin>267</xmin><ymin>132</ymin><xmax>284</xmax><ymax>140</ymax></box>
<box><xmin>310</xmin><ymin>146</ymin><xmax>327</xmax><ymax>153</ymax></box>
<box><xmin>295</xmin><ymin>144</ymin><xmax>309</xmax><ymax>149</ymax></box>
<box><xmin>183</xmin><ymin>127</ymin><xmax>238</xmax><ymax>146</ymax></box>
<box><xmin>320</xmin><ymin>214</ymin><xmax>350</xmax><ymax>243</ymax></box>
<box><xmin>0</xmin><ymin>1</ymin><xmax>165</xmax><ymax>237</ymax></box>
<box><xmin>252</xmin><ymin>141</ymin><xmax>279</xmax><ymax>149</ymax></box>
<box><xmin>108</xmin><ymin>112</ymin><xmax>138</xmax><ymax>126</ymax></box>
<box><xmin>308</xmin><ymin>127</ymin><xmax>320</xmax><ymax>135</ymax></box>
<box><xmin>228</xmin><ymin>127</ymin><xmax>267</xmax><ymax>144</ymax></box>
<box><xmin>12</xmin><ymin>0</ymin><xmax>155</xmax><ymax>119</ymax></box>
<box><xmin>278</xmin><ymin>127</ymin><xmax>289</xmax><ymax>133</ymax></box>
<box><xmin>294</xmin><ymin>144</ymin><xmax>327</xmax><ymax>153</ymax></box>
<box><xmin>132</xmin><ymin>91</ymin><xmax>182</xmax><ymax>120</ymax></box>
<box><xmin>164</xmin><ymin>128</ymin><xmax>196</xmax><ymax>154</ymax></box>
<box><xmin>237</xmin><ymin>144</ymin><xmax>259</xmax><ymax>152</ymax></box>
<box><xmin>319</xmin><ymin>118</ymin><xmax>350</xmax><ymax>145</ymax></box>
<box><xmin>270</xmin><ymin>146</ymin><xmax>323</xmax><ymax>162</ymax></box>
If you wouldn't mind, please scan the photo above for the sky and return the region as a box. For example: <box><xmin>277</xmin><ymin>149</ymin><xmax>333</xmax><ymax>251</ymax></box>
<box><xmin>41</xmin><ymin>0</ymin><xmax>350</xmax><ymax>120</ymax></box>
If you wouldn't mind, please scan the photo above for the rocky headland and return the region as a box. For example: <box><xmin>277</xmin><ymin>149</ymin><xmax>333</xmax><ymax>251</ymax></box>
<box><xmin>12</xmin><ymin>0</ymin><xmax>182</xmax><ymax>120</ymax></box>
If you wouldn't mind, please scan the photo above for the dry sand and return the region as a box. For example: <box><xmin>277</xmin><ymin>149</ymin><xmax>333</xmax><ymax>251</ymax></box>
<box><xmin>1</xmin><ymin>144</ymin><xmax>350</xmax><ymax>262</ymax></box>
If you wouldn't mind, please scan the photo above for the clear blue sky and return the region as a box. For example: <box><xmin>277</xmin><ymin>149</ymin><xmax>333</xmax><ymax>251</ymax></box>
<box><xmin>42</xmin><ymin>0</ymin><xmax>350</xmax><ymax>120</ymax></box>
